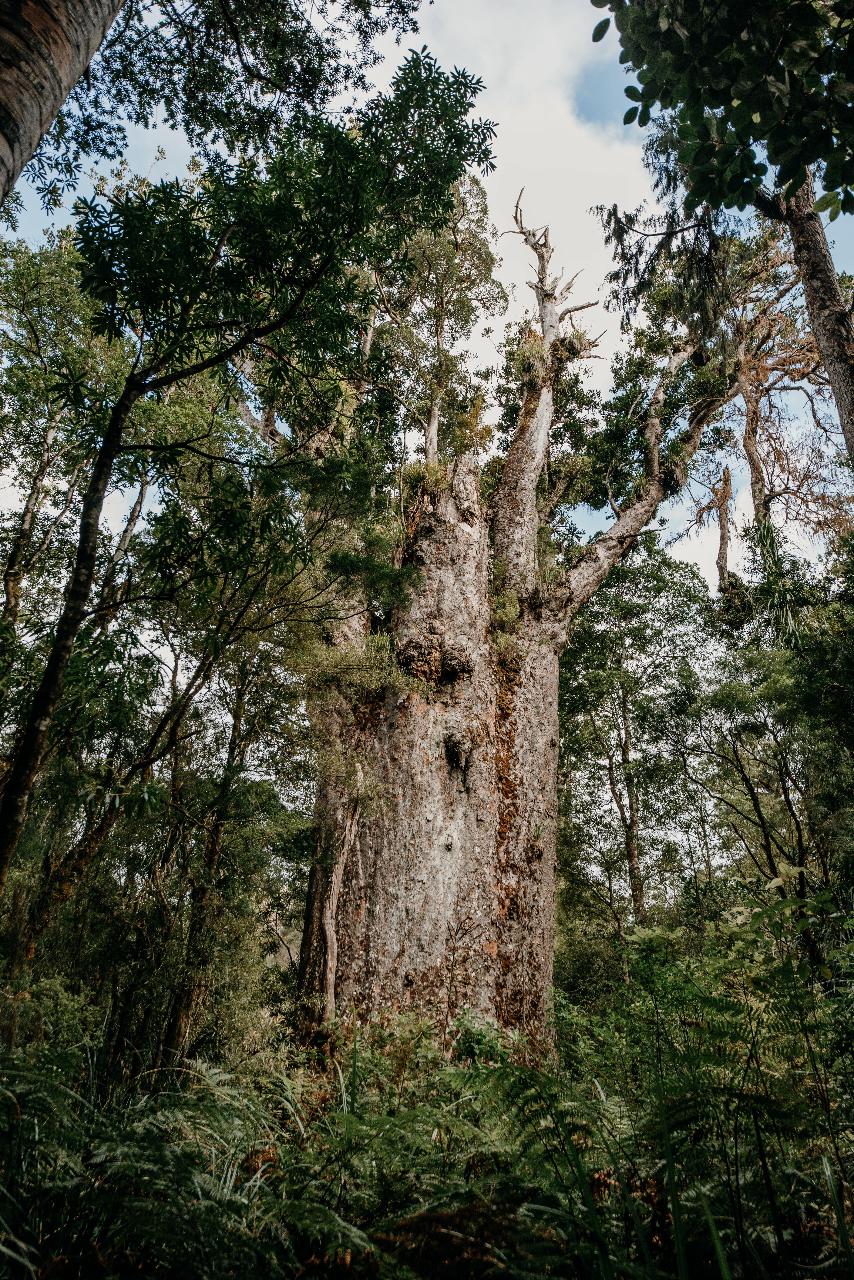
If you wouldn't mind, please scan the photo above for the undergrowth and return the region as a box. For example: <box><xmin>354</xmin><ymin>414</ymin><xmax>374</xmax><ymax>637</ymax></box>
<box><xmin>2</xmin><ymin>915</ymin><xmax>853</xmax><ymax>1280</ymax></box>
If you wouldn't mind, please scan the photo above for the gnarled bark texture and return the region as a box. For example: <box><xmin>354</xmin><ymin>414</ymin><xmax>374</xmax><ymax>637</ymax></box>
<box><xmin>300</xmin><ymin>457</ymin><xmax>559</xmax><ymax>1031</ymax></box>
<box><xmin>0</xmin><ymin>0</ymin><xmax>124</xmax><ymax>203</ymax></box>
<box><xmin>299</xmin><ymin>216</ymin><xmax>741</xmax><ymax>1037</ymax></box>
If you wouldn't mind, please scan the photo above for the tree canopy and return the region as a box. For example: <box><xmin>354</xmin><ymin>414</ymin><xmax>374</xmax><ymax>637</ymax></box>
<box><xmin>594</xmin><ymin>0</ymin><xmax>854</xmax><ymax>215</ymax></box>
<box><xmin>0</xmin><ymin>4</ymin><xmax>852</xmax><ymax>1277</ymax></box>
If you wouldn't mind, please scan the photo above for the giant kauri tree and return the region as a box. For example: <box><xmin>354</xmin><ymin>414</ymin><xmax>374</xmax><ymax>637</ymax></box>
<box><xmin>298</xmin><ymin>195</ymin><xmax>799</xmax><ymax>1034</ymax></box>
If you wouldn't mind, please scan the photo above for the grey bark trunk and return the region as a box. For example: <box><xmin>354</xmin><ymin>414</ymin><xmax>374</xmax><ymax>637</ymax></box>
<box><xmin>715</xmin><ymin>465</ymin><xmax>732</xmax><ymax>591</ymax></box>
<box><xmin>783</xmin><ymin>179</ymin><xmax>854</xmax><ymax>462</ymax></box>
<box><xmin>425</xmin><ymin>392</ymin><xmax>441</xmax><ymax>466</ymax></box>
<box><xmin>740</xmin><ymin>381</ymin><xmax>769</xmax><ymax>524</ymax></box>
<box><xmin>0</xmin><ymin>0</ymin><xmax>125</xmax><ymax>203</ymax></box>
<box><xmin>298</xmin><ymin>217</ymin><xmax>738</xmax><ymax>1039</ymax></box>
<box><xmin>299</xmin><ymin>457</ymin><xmax>558</xmax><ymax>1033</ymax></box>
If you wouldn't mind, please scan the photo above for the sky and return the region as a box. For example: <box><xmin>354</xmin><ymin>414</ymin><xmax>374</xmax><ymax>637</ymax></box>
<box><xmin>396</xmin><ymin>2</ymin><xmax>653</xmax><ymax>363</ymax></box>
<box><xmin>407</xmin><ymin>1</ymin><xmax>854</xmax><ymax>310</ymax></box>
<box><xmin>13</xmin><ymin>0</ymin><xmax>853</xmax><ymax>584</ymax></box>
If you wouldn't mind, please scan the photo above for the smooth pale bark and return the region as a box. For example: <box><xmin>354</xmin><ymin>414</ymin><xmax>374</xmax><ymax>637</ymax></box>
<box><xmin>0</xmin><ymin>0</ymin><xmax>125</xmax><ymax>203</ymax></box>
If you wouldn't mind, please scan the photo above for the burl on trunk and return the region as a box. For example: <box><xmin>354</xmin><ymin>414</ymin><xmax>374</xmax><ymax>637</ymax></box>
<box><xmin>300</xmin><ymin>456</ymin><xmax>560</xmax><ymax>1032</ymax></box>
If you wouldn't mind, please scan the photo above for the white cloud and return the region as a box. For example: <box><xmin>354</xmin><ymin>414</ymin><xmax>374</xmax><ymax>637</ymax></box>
<box><xmin>406</xmin><ymin>1</ymin><xmax>652</xmax><ymax>370</ymax></box>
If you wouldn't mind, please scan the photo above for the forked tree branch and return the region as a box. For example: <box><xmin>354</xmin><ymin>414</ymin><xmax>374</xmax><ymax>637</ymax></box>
<box><xmin>492</xmin><ymin>197</ymin><xmax>597</xmax><ymax>598</ymax></box>
<box><xmin>545</xmin><ymin>349</ymin><xmax>739</xmax><ymax>638</ymax></box>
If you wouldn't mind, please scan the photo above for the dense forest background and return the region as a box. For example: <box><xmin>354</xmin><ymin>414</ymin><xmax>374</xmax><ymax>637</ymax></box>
<box><xmin>0</xmin><ymin>1</ymin><xmax>853</xmax><ymax>1276</ymax></box>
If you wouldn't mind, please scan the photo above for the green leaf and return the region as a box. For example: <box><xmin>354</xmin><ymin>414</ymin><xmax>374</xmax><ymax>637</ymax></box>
<box><xmin>624</xmin><ymin>85</ymin><xmax>643</xmax><ymax>102</ymax></box>
<box><xmin>814</xmin><ymin>190</ymin><xmax>839</xmax><ymax>213</ymax></box>
<box><xmin>624</xmin><ymin>107</ymin><xmax>639</xmax><ymax>125</ymax></box>
<box><xmin>592</xmin><ymin>17</ymin><xmax>611</xmax><ymax>41</ymax></box>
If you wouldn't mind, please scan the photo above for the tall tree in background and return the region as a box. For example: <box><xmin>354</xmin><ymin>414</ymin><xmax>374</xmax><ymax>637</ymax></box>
<box><xmin>592</xmin><ymin>0</ymin><xmax>854</xmax><ymax>460</ymax></box>
<box><xmin>559</xmin><ymin>546</ymin><xmax>709</xmax><ymax>933</ymax></box>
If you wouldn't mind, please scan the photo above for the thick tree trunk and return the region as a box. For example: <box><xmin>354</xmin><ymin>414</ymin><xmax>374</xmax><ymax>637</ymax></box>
<box><xmin>299</xmin><ymin>457</ymin><xmax>558</xmax><ymax>1033</ymax></box>
<box><xmin>0</xmin><ymin>0</ymin><xmax>125</xmax><ymax>203</ymax></box>
<box><xmin>783</xmin><ymin>179</ymin><xmax>854</xmax><ymax>462</ymax></box>
<box><xmin>298</xmin><ymin>379</ymin><xmax>730</xmax><ymax>1036</ymax></box>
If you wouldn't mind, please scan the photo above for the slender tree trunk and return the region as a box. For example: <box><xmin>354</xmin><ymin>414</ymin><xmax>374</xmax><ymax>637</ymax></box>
<box><xmin>0</xmin><ymin>382</ymin><xmax>137</xmax><ymax>889</ymax></box>
<box><xmin>715</xmin><ymin>465</ymin><xmax>732</xmax><ymax>591</ymax></box>
<box><xmin>162</xmin><ymin>682</ymin><xmax>249</xmax><ymax>1062</ymax></box>
<box><xmin>782</xmin><ymin>178</ymin><xmax>854</xmax><ymax>461</ymax></box>
<box><xmin>0</xmin><ymin>0</ymin><xmax>126</xmax><ymax>203</ymax></box>
<box><xmin>740</xmin><ymin>379</ymin><xmax>770</xmax><ymax>524</ymax></box>
<box><xmin>603</xmin><ymin>688</ymin><xmax>646</xmax><ymax>926</ymax></box>
<box><xmin>20</xmin><ymin>648</ymin><xmax>216</xmax><ymax>960</ymax></box>
<box><xmin>618</xmin><ymin>688</ymin><xmax>646</xmax><ymax>924</ymax></box>
<box><xmin>299</xmin><ymin>457</ymin><xmax>558</xmax><ymax>1032</ymax></box>
<box><xmin>93</xmin><ymin>473</ymin><xmax>147</xmax><ymax>631</ymax></box>
<box><xmin>2</xmin><ymin>414</ymin><xmax>59</xmax><ymax>627</ymax></box>
<box><xmin>425</xmin><ymin>391</ymin><xmax>441</xmax><ymax>466</ymax></box>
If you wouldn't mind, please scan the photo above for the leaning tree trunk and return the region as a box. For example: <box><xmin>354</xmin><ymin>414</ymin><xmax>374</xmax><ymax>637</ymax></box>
<box><xmin>299</xmin><ymin>457</ymin><xmax>559</xmax><ymax>1033</ymax></box>
<box><xmin>0</xmin><ymin>0</ymin><xmax>125</xmax><ymax>204</ymax></box>
<box><xmin>783</xmin><ymin>178</ymin><xmax>854</xmax><ymax>462</ymax></box>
